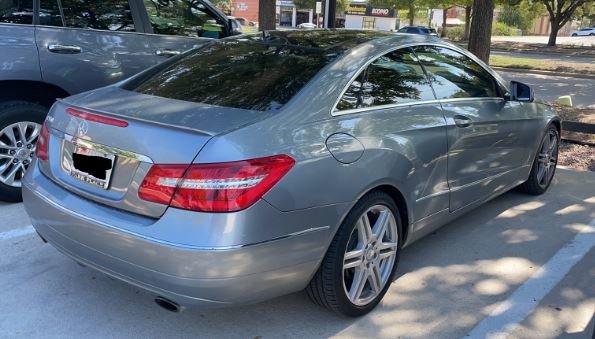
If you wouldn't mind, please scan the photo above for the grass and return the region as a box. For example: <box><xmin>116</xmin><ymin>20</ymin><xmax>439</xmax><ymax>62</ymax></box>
<box><xmin>489</xmin><ymin>55</ymin><xmax>595</xmax><ymax>75</ymax></box>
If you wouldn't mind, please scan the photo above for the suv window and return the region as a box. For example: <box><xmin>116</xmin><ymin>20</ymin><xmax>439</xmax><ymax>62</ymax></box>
<box><xmin>0</xmin><ymin>0</ymin><xmax>33</xmax><ymax>24</ymax></box>
<box><xmin>39</xmin><ymin>0</ymin><xmax>62</xmax><ymax>26</ymax></box>
<box><xmin>414</xmin><ymin>46</ymin><xmax>499</xmax><ymax>99</ymax></box>
<box><xmin>41</xmin><ymin>0</ymin><xmax>135</xmax><ymax>31</ymax></box>
<box><xmin>335</xmin><ymin>48</ymin><xmax>435</xmax><ymax>111</ymax></box>
<box><xmin>143</xmin><ymin>0</ymin><xmax>223</xmax><ymax>38</ymax></box>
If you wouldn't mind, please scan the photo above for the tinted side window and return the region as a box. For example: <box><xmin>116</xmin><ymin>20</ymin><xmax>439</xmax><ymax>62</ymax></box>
<box><xmin>414</xmin><ymin>46</ymin><xmax>499</xmax><ymax>99</ymax></box>
<box><xmin>0</xmin><ymin>0</ymin><xmax>33</xmax><ymax>24</ymax></box>
<box><xmin>406</xmin><ymin>27</ymin><xmax>418</xmax><ymax>34</ymax></box>
<box><xmin>336</xmin><ymin>73</ymin><xmax>364</xmax><ymax>111</ymax></box>
<box><xmin>143</xmin><ymin>0</ymin><xmax>223</xmax><ymax>38</ymax></box>
<box><xmin>336</xmin><ymin>48</ymin><xmax>435</xmax><ymax>111</ymax></box>
<box><xmin>39</xmin><ymin>0</ymin><xmax>63</xmax><ymax>26</ymax></box>
<box><xmin>59</xmin><ymin>0</ymin><xmax>135</xmax><ymax>31</ymax></box>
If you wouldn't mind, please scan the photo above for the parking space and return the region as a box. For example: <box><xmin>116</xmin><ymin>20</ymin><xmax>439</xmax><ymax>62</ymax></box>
<box><xmin>1</xmin><ymin>168</ymin><xmax>594</xmax><ymax>338</ymax></box>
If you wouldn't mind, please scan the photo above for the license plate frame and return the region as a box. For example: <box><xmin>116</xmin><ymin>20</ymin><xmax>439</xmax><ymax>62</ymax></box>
<box><xmin>66</xmin><ymin>144</ymin><xmax>115</xmax><ymax>190</ymax></box>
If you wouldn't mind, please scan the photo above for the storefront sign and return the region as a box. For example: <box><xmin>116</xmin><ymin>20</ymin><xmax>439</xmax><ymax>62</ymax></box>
<box><xmin>345</xmin><ymin>4</ymin><xmax>367</xmax><ymax>16</ymax></box>
<box><xmin>276</xmin><ymin>0</ymin><xmax>294</xmax><ymax>6</ymax></box>
<box><xmin>345</xmin><ymin>4</ymin><xmax>396</xmax><ymax>18</ymax></box>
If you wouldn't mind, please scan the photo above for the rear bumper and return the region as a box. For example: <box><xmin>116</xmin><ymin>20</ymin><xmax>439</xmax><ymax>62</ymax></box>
<box><xmin>22</xmin><ymin>162</ymin><xmax>347</xmax><ymax>307</ymax></box>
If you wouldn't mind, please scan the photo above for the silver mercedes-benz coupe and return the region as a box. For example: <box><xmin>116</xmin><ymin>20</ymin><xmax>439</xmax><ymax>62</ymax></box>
<box><xmin>22</xmin><ymin>30</ymin><xmax>560</xmax><ymax>316</ymax></box>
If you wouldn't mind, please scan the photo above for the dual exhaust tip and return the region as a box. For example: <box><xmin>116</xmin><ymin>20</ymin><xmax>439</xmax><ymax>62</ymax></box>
<box><xmin>154</xmin><ymin>296</ymin><xmax>182</xmax><ymax>313</ymax></box>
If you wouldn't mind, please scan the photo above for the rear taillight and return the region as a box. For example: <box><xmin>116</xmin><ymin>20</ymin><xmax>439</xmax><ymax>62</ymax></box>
<box><xmin>35</xmin><ymin>122</ymin><xmax>50</xmax><ymax>161</ymax></box>
<box><xmin>139</xmin><ymin>155</ymin><xmax>295</xmax><ymax>212</ymax></box>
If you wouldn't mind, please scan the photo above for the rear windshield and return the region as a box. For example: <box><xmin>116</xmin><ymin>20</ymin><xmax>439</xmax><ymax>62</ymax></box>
<box><xmin>123</xmin><ymin>36</ymin><xmax>340</xmax><ymax>111</ymax></box>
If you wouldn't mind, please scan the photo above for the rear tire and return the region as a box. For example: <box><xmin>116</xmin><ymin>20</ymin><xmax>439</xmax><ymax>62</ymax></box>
<box><xmin>0</xmin><ymin>101</ymin><xmax>47</xmax><ymax>202</ymax></box>
<box><xmin>306</xmin><ymin>191</ymin><xmax>402</xmax><ymax>317</ymax></box>
<box><xmin>518</xmin><ymin>125</ymin><xmax>559</xmax><ymax>195</ymax></box>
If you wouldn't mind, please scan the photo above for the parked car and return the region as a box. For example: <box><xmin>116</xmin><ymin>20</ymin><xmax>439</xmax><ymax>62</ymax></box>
<box><xmin>397</xmin><ymin>26</ymin><xmax>438</xmax><ymax>36</ymax></box>
<box><xmin>571</xmin><ymin>27</ymin><xmax>595</xmax><ymax>36</ymax></box>
<box><xmin>298</xmin><ymin>22</ymin><xmax>317</xmax><ymax>29</ymax></box>
<box><xmin>0</xmin><ymin>0</ymin><xmax>240</xmax><ymax>202</ymax></box>
<box><xmin>23</xmin><ymin>30</ymin><xmax>560</xmax><ymax>317</ymax></box>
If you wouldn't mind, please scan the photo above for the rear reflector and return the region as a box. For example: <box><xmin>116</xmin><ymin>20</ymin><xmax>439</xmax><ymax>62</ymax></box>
<box><xmin>66</xmin><ymin>107</ymin><xmax>129</xmax><ymax>127</ymax></box>
<box><xmin>138</xmin><ymin>155</ymin><xmax>295</xmax><ymax>212</ymax></box>
<box><xmin>35</xmin><ymin>122</ymin><xmax>50</xmax><ymax>161</ymax></box>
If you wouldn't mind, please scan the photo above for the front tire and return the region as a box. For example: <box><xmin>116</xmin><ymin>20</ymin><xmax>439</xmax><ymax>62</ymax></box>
<box><xmin>0</xmin><ymin>101</ymin><xmax>47</xmax><ymax>202</ymax></box>
<box><xmin>518</xmin><ymin>125</ymin><xmax>559</xmax><ymax>195</ymax></box>
<box><xmin>306</xmin><ymin>191</ymin><xmax>402</xmax><ymax>316</ymax></box>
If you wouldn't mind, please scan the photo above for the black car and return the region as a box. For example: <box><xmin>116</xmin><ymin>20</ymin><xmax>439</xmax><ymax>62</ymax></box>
<box><xmin>398</xmin><ymin>26</ymin><xmax>438</xmax><ymax>36</ymax></box>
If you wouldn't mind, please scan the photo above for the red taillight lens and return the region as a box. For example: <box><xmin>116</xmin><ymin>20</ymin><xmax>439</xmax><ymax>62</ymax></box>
<box><xmin>138</xmin><ymin>155</ymin><xmax>295</xmax><ymax>212</ymax></box>
<box><xmin>66</xmin><ymin>107</ymin><xmax>128</xmax><ymax>127</ymax></box>
<box><xmin>35</xmin><ymin>122</ymin><xmax>50</xmax><ymax>161</ymax></box>
<box><xmin>138</xmin><ymin>165</ymin><xmax>187</xmax><ymax>205</ymax></box>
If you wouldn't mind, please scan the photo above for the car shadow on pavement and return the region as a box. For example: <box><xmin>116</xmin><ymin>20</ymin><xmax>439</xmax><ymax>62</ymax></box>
<box><xmin>2</xmin><ymin>169</ymin><xmax>594</xmax><ymax>338</ymax></box>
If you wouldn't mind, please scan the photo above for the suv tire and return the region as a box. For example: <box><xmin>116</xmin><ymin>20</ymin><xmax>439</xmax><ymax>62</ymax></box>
<box><xmin>0</xmin><ymin>101</ymin><xmax>47</xmax><ymax>202</ymax></box>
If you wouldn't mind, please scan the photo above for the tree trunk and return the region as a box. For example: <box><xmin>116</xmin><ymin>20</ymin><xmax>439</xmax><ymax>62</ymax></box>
<box><xmin>441</xmin><ymin>7</ymin><xmax>448</xmax><ymax>38</ymax></box>
<box><xmin>258</xmin><ymin>0</ymin><xmax>276</xmax><ymax>31</ymax></box>
<box><xmin>463</xmin><ymin>5</ymin><xmax>471</xmax><ymax>41</ymax></box>
<box><xmin>547</xmin><ymin>17</ymin><xmax>559</xmax><ymax>46</ymax></box>
<box><xmin>468</xmin><ymin>0</ymin><xmax>494</xmax><ymax>63</ymax></box>
<box><xmin>408</xmin><ymin>3</ymin><xmax>415</xmax><ymax>26</ymax></box>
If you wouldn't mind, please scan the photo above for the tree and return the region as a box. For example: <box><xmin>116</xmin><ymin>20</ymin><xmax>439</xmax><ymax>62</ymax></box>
<box><xmin>456</xmin><ymin>0</ymin><xmax>474</xmax><ymax>40</ymax></box>
<box><xmin>538</xmin><ymin>0</ymin><xmax>589</xmax><ymax>46</ymax></box>
<box><xmin>258</xmin><ymin>0</ymin><xmax>276</xmax><ymax>30</ymax></box>
<box><xmin>468</xmin><ymin>0</ymin><xmax>495</xmax><ymax>62</ymax></box>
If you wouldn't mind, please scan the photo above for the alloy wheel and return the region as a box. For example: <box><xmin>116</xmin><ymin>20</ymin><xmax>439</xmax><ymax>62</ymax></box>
<box><xmin>536</xmin><ymin>129</ymin><xmax>558</xmax><ymax>189</ymax></box>
<box><xmin>343</xmin><ymin>204</ymin><xmax>398</xmax><ymax>306</ymax></box>
<box><xmin>0</xmin><ymin>121</ymin><xmax>41</xmax><ymax>188</ymax></box>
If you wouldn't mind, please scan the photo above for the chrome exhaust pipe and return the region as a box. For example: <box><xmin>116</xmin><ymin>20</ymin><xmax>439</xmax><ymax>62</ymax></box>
<box><xmin>154</xmin><ymin>296</ymin><xmax>181</xmax><ymax>313</ymax></box>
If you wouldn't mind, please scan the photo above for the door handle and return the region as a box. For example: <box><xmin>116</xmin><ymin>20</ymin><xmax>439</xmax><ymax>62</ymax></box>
<box><xmin>48</xmin><ymin>44</ymin><xmax>82</xmax><ymax>54</ymax></box>
<box><xmin>453</xmin><ymin>115</ymin><xmax>472</xmax><ymax>128</ymax></box>
<box><xmin>155</xmin><ymin>49</ymin><xmax>181</xmax><ymax>57</ymax></box>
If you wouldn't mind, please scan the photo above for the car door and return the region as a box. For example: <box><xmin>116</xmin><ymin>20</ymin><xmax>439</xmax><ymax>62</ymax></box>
<box><xmin>132</xmin><ymin>0</ymin><xmax>233</xmax><ymax>65</ymax></box>
<box><xmin>333</xmin><ymin>47</ymin><xmax>449</xmax><ymax>224</ymax></box>
<box><xmin>35</xmin><ymin>0</ymin><xmax>161</xmax><ymax>95</ymax></box>
<box><xmin>413</xmin><ymin>45</ymin><xmax>540</xmax><ymax>212</ymax></box>
<box><xmin>0</xmin><ymin>0</ymin><xmax>40</xmax><ymax>82</ymax></box>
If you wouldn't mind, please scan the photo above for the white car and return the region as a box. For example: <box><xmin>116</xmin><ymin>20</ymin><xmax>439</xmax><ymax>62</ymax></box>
<box><xmin>571</xmin><ymin>27</ymin><xmax>595</xmax><ymax>36</ymax></box>
<box><xmin>298</xmin><ymin>22</ymin><xmax>317</xmax><ymax>29</ymax></box>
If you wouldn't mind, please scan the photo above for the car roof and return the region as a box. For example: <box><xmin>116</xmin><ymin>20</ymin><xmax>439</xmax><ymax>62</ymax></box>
<box><xmin>234</xmin><ymin>29</ymin><xmax>438</xmax><ymax>54</ymax></box>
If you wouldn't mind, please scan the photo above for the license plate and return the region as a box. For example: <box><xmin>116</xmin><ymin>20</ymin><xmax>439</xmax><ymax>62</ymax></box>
<box><xmin>67</xmin><ymin>145</ymin><xmax>115</xmax><ymax>190</ymax></box>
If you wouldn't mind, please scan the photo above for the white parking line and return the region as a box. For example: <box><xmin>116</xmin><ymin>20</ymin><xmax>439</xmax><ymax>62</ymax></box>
<box><xmin>0</xmin><ymin>225</ymin><xmax>35</xmax><ymax>241</ymax></box>
<box><xmin>467</xmin><ymin>220</ymin><xmax>595</xmax><ymax>339</ymax></box>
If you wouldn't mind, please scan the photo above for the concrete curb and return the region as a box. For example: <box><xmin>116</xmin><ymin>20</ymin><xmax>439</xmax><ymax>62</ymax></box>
<box><xmin>492</xmin><ymin>66</ymin><xmax>595</xmax><ymax>80</ymax></box>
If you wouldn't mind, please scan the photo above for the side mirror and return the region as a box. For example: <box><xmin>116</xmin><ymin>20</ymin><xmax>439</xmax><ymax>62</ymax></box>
<box><xmin>510</xmin><ymin>81</ymin><xmax>534</xmax><ymax>102</ymax></box>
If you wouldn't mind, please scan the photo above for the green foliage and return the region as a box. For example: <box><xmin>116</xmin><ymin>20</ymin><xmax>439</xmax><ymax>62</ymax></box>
<box><xmin>445</xmin><ymin>25</ymin><xmax>465</xmax><ymax>40</ymax></box>
<box><xmin>492</xmin><ymin>21</ymin><xmax>516</xmax><ymax>35</ymax></box>
<box><xmin>498</xmin><ymin>2</ymin><xmax>543</xmax><ymax>32</ymax></box>
<box><xmin>292</xmin><ymin>0</ymin><xmax>316</xmax><ymax>10</ymax></box>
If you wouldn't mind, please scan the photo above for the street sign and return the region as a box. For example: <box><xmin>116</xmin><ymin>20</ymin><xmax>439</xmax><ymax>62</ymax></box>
<box><xmin>316</xmin><ymin>1</ymin><xmax>321</xmax><ymax>14</ymax></box>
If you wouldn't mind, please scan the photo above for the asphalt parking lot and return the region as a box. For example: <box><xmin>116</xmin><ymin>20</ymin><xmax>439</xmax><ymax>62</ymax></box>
<box><xmin>1</xmin><ymin>168</ymin><xmax>594</xmax><ymax>338</ymax></box>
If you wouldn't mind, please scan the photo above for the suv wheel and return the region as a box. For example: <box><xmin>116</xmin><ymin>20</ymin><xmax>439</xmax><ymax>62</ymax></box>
<box><xmin>0</xmin><ymin>101</ymin><xmax>47</xmax><ymax>202</ymax></box>
<box><xmin>306</xmin><ymin>191</ymin><xmax>402</xmax><ymax>316</ymax></box>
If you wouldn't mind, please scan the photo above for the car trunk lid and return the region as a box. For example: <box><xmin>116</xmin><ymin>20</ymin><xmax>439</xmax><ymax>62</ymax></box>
<box><xmin>39</xmin><ymin>86</ymin><xmax>265</xmax><ymax>218</ymax></box>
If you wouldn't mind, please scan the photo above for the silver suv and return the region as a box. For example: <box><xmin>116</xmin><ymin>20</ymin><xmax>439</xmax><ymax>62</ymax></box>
<box><xmin>0</xmin><ymin>0</ymin><xmax>238</xmax><ymax>201</ymax></box>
